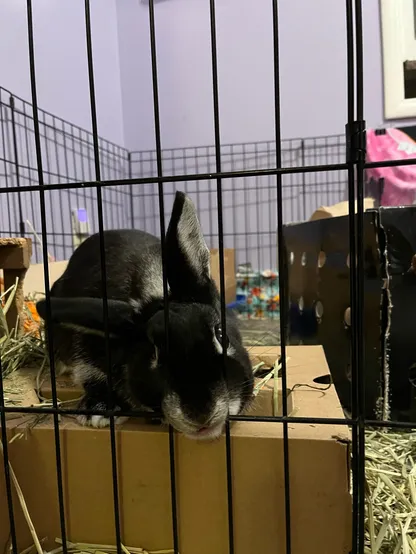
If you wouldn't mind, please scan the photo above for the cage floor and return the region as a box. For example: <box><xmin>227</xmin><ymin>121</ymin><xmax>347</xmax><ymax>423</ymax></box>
<box><xmin>238</xmin><ymin>317</ymin><xmax>280</xmax><ymax>347</ymax></box>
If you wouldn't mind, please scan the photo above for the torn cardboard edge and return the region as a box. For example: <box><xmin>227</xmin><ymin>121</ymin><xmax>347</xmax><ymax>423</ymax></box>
<box><xmin>378</xmin><ymin>214</ymin><xmax>392</xmax><ymax>421</ymax></box>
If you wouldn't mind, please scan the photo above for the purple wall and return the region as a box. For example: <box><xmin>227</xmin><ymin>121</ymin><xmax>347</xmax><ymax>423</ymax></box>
<box><xmin>115</xmin><ymin>0</ymin><xmax>391</xmax><ymax>269</ymax></box>
<box><xmin>2</xmin><ymin>0</ymin><xmax>415</xmax><ymax>151</ymax></box>
<box><xmin>116</xmin><ymin>0</ymin><xmax>416</xmax><ymax>152</ymax></box>
<box><xmin>0</xmin><ymin>0</ymin><xmax>124</xmax><ymax>146</ymax></box>
<box><xmin>0</xmin><ymin>0</ymin><xmax>130</xmax><ymax>264</ymax></box>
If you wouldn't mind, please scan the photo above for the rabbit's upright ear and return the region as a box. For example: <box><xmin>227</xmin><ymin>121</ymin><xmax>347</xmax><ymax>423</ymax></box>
<box><xmin>36</xmin><ymin>297</ymin><xmax>137</xmax><ymax>338</ymax></box>
<box><xmin>165</xmin><ymin>191</ymin><xmax>212</xmax><ymax>302</ymax></box>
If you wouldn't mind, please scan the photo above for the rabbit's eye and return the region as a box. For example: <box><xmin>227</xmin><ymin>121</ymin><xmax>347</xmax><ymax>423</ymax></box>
<box><xmin>214</xmin><ymin>324</ymin><xmax>230</xmax><ymax>349</ymax></box>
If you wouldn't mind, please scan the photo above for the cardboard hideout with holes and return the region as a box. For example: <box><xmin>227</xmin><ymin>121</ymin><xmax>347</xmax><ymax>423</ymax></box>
<box><xmin>283</xmin><ymin>202</ymin><xmax>416</xmax><ymax>422</ymax></box>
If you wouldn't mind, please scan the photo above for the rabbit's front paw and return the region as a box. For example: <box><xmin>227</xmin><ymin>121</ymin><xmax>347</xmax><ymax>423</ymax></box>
<box><xmin>76</xmin><ymin>395</ymin><xmax>129</xmax><ymax>428</ymax></box>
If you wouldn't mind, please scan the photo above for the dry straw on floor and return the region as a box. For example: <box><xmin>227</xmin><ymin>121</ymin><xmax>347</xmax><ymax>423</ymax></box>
<box><xmin>365</xmin><ymin>429</ymin><xmax>416</xmax><ymax>554</ymax></box>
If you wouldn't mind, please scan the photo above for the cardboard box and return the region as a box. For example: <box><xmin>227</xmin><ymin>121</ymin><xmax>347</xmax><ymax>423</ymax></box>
<box><xmin>24</xmin><ymin>249</ymin><xmax>237</xmax><ymax>304</ymax></box>
<box><xmin>209</xmin><ymin>248</ymin><xmax>236</xmax><ymax>304</ymax></box>
<box><xmin>309</xmin><ymin>198</ymin><xmax>375</xmax><ymax>221</ymax></box>
<box><xmin>283</xmin><ymin>205</ymin><xmax>416</xmax><ymax>421</ymax></box>
<box><xmin>0</xmin><ymin>346</ymin><xmax>351</xmax><ymax>554</ymax></box>
<box><xmin>0</xmin><ymin>237</ymin><xmax>32</xmax><ymax>333</ymax></box>
<box><xmin>23</xmin><ymin>259</ymin><xmax>68</xmax><ymax>295</ymax></box>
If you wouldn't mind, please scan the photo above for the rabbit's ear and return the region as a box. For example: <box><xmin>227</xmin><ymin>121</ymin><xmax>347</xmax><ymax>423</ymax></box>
<box><xmin>36</xmin><ymin>297</ymin><xmax>137</xmax><ymax>338</ymax></box>
<box><xmin>165</xmin><ymin>191</ymin><xmax>212</xmax><ymax>301</ymax></box>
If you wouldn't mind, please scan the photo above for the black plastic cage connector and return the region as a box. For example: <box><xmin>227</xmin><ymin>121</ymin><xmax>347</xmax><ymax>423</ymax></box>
<box><xmin>346</xmin><ymin>120</ymin><xmax>366</xmax><ymax>165</ymax></box>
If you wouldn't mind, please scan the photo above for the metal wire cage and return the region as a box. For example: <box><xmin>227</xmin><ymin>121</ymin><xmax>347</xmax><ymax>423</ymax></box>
<box><xmin>0</xmin><ymin>0</ymin><xmax>409</xmax><ymax>553</ymax></box>
<box><xmin>1</xmin><ymin>83</ymin><xmax>348</xmax><ymax>269</ymax></box>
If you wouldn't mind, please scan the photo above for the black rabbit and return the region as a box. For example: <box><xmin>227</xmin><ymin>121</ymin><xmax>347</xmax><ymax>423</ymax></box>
<box><xmin>36</xmin><ymin>191</ymin><xmax>254</xmax><ymax>440</ymax></box>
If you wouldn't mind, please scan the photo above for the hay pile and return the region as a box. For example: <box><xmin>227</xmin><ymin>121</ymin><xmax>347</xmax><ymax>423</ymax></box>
<box><xmin>365</xmin><ymin>429</ymin><xmax>416</xmax><ymax>553</ymax></box>
<box><xmin>0</xmin><ymin>280</ymin><xmax>47</xmax><ymax>378</ymax></box>
<box><xmin>1</xmin><ymin>281</ymin><xmax>47</xmax><ymax>407</ymax></box>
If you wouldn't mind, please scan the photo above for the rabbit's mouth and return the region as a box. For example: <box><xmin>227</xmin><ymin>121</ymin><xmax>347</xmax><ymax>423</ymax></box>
<box><xmin>162</xmin><ymin>391</ymin><xmax>229</xmax><ymax>440</ymax></box>
<box><xmin>185</xmin><ymin>422</ymin><xmax>224</xmax><ymax>441</ymax></box>
<box><xmin>164</xmin><ymin>416</ymin><xmax>225</xmax><ymax>441</ymax></box>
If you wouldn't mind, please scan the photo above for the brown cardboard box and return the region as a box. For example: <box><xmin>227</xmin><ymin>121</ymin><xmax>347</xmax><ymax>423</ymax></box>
<box><xmin>24</xmin><ymin>248</ymin><xmax>237</xmax><ymax>304</ymax></box>
<box><xmin>0</xmin><ymin>237</ymin><xmax>32</xmax><ymax>333</ymax></box>
<box><xmin>24</xmin><ymin>259</ymin><xmax>68</xmax><ymax>294</ymax></box>
<box><xmin>309</xmin><ymin>198</ymin><xmax>375</xmax><ymax>221</ymax></box>
<box><xmin>209</xmin><ymin>248</ymin><xmax>236</xmax><ymax>304</ymax></box>
<box><xmin>0</xmin><ymin>346</ymin><xmax>351</xmax><ymax>554</ymax></box>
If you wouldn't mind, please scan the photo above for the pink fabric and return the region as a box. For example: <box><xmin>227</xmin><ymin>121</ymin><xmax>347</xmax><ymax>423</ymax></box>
<box><xmin>366</xmin><ymin>128</ymin><xmax>416</xmax><ymax>206</ymax></box>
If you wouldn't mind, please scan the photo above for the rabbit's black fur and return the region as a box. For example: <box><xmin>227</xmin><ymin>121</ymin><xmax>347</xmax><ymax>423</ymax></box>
<box><xmin>36</xmin><ymin>191</ymin><xmax>254</xmax><ymax>440</ymax></box>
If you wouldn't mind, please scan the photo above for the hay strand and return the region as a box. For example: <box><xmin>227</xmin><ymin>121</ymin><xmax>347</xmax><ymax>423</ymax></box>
<box><xmin>0</xmin><ymin>439</ymin><xmax>43</xmax><ymax>554</ymax></box>
<box><xmin>273</xmin><ymin>357</ymin><xmax>279</xmax><ymax>416</ymax></box>
<box><xmin>2</xmin><ymin>278</ymin><xmax>18</xmax><ymax>317</ymax></box>
<box><xmin>52</xmin><ymin>539</ymin><xmax>175</xmax><ymax>554</ymax></box>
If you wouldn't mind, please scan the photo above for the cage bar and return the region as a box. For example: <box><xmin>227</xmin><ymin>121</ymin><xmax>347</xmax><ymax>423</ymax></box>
<box><xmin>83</xmin><ymin>2</ymin><xmax>123</xmax><ymax>553</ymax></box>
<box><xmin>147</xmin><ymin>1</ymin><xmax>180</xmax><ymax>552</ymax></box>
<box><xmin>25</xmin><ymin>0</ymin><xmax>68</xmax><ymax>551</ymax></box>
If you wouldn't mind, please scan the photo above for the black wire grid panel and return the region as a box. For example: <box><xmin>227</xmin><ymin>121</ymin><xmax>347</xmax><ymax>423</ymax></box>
<box><xmin>0</xmin><ymin>0</ymin><xmax>412</xmax><ymax>553</ymax></box>
<box><xmin>0</xmin><ymin>83</ymin><xmax>348</xmax><ymax>270</ymax></box>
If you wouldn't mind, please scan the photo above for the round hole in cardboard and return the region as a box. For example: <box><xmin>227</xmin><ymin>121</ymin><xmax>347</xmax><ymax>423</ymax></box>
<box><xmin>315</xmin><ymin>300</ymin><xmax>324</xmax><ymax>320</ymax></box>
<box><xmin>346</xmin><ymin>364</ymin><xmax>352</xmax><ymax>382</ymax></box>
<box><xmin>318</xmin><ymin>251</ymin><xmax>326</xmax><ymax>268</ymax></box>
<box><xmin>313</xmin><ymin>374</ymin><xmax>332</xmax><ymax>385</ymax></box>
<box><xmin>409</xmin><ymin>364</ymin><xmax>416</xmax><ymax>387</ymax></box>
<box><xmin>301</xmin><ymin>252</ymin><xmax>307</xmax><ymax>266</ymax></box>
<box><xmin>344</xmin><ymin>307</ymin><xmax>351</xmax><ymax>327</ymax></box>
<box><xmin>298</xmin><ymin>296</ymin><xmax>304</xmax><ymax>311</ymax></box>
